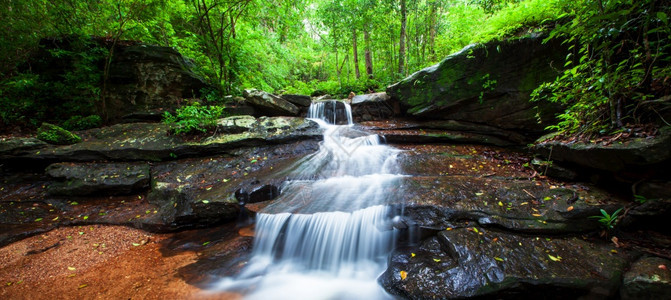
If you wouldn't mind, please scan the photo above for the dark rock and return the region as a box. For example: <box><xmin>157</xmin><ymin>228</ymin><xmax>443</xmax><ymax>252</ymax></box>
<box><xmin>0</xmin><ymin>116</ymin><xmax>321</xmax><ymax>163</ymax></box>
<box><xmin>395</xmin><ymin>176</ymin><xmax>623</xmax><ymax>234</ymax></box>
<box><xmin>36</xmin><ymin>123</ymin><xmax>81</xmax><ymax>145</ymax></box>
<box><xmin>45</xmin><ymin>162</ymin><xmax>150</xmax><ymax>196</ymax></box>
<box><xmin>235</xmin><ymin>184</ymin><xmax>280</xmax><ymax>204</ymax></box>
<box><xmin>351</xmin><ymin>92</ymin><xmax>399</xmax><ymax>121</ymax></box>
<box><xmin>533</xmin><ymin>126</ymin><xmax>671</xmax><ymax>172</ymax></box>
<box><xmin>531</xmin><ymin>158</ymin><xmax>579</xmax><ymax>180</ymax></box>
<box><xmin>105</xmin><ymin>44</ymin><xmax>208</xmax><ymax>122</ymax></box>
<box><xmin>621</xmin><ymin>256</ymin><xmax>671</xmax><ymax>300</ymax></box>
<box><xmin>380</xmin><ymin>228</ymin><xmax>628</xmax><ymax>299</ymax></box>
<box><xmin>243</xmin><ymin>89</ymin><xmax>300</xmax><ymax>116</ymax></box>
<box><xmin>280</xmin><ymin>94</ymin><xmax>312</xmax><ymax>107</ymax></box>
<box><xmin>0</xmin><ymin>138</ymin><xmax>47</xmax><ymax>157</ymax></box>
<box><xmin>387</xmin><ymin>35</ymin><xmax>565</xmax><ymax>134</ymax></box>
<box><xmin>361</xmin><ymin>119</ymin><xmax>529</xmax><ymax>146</ymax></box>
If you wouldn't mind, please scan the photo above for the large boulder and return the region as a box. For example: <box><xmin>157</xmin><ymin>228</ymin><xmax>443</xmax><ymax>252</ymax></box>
<box><xmin>387</xmin><ymin>34</ymin><xmax>565</xmax><ymax>135</ymax></box>
<box><xmin>105</xmin><ymin>44</ymin><xmax>208</xmax><ymax>121</ymax></box>
<box><xmin>243</xmin><ymin>89</ymin><xmax>300</xmax><ymax>116</ymax></box>
<box><xmin>351</xmin><ymin>92</ymin><xmax>399</xmax><ymax>122</ymax></box>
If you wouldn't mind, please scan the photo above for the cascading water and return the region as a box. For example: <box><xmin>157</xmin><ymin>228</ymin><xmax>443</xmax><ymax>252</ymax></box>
<box><xmin>215</xmin><ymin>100</ymin><xmax>403</xmax><ymax>299</ymax></box>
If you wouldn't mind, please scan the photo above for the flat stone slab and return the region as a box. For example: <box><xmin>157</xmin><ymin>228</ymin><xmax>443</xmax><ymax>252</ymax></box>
<box><xmin>380</xmin><ymin>228</ymin><xmax>628</xmax><ymax>299</ymax></box>
<box><xmin>46</xmin><ymin>162</ymin><xmax>150</xmax><ymax>196</ymax></box>
<box><xmin>533</xmin><ymin>126</ymin><xmax>671</xmax><ymax>172</ymax></box>
<box><xmin>621</xmin><ymin>256</ymin><xmax>671</xmax><ymax>299</ymax></box>
<box><xmin>0</xmin><ymin>116</ymin><xmax>320</xmax><ymax>163</ymax></box>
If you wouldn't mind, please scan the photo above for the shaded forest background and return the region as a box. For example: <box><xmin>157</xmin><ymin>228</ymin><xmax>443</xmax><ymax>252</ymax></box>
<box><xmin>1</xmin><ymin>0</ymin><xmax>670</xmax><ymax>138</ymax></box>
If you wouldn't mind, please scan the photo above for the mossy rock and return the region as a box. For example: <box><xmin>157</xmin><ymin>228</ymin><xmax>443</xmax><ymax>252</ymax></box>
<box><xmin>36</xmin><ymin>123</ymin><xmax>82</xmax><ymax>145</ymax></box>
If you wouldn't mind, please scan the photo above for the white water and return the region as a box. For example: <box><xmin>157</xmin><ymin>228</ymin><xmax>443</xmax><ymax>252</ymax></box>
<box><xmin>214</xmin><ymin>100</ymin><xmax>402</xmax><ymax>299</ymax></box>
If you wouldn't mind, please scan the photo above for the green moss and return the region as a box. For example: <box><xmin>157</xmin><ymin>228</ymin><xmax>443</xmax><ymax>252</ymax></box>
<box><xmin>36</xmin><ymin>123</ymin><xmax>82</xmax><ymax>145</ymax></box>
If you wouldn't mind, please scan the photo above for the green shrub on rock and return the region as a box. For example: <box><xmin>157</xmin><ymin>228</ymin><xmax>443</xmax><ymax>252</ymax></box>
<box><xmin>36</xmin><ymin>123</ymin><xmax>82</xmax><ymax>145</ymax></box>
<box><xmin>62</xmin><ymin>115</ymin><xmax>102</xmax><ymax>131</ymax></box>
<box><xmin>162</xmin><ymin>102</ymin><xmax>225</xmax><ymax>135</ymax></box>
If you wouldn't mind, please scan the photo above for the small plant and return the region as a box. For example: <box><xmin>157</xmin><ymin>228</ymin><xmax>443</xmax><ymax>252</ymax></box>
<box><xmin>163</xmin><ymin>102</ymin><xmax>224</xmax><ymax>135</ymax></box>
<box><xmin>633</xmin><ymin>195</ymin><xmax>648</xmax><ymax>204</ymax></box>
<box><xmin>589</xmin><ymin>208</ymin><xmax>623</xmax><ymax>230</ymax></box>
<box><xmin>62</xmin><ymin>115</ymin><xmax>102</xmax><ymax>131</ymax></box>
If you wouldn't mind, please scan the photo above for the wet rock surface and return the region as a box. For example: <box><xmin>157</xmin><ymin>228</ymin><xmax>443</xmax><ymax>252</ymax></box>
<box><xmin>351</xmin><ymin>92</ymin><xmax>399</xmax><ymax>122</ymax></box>
<box><xmin>45</xmin><ymin>162</ymin><xmax>150</xmax><ymax>196</ymax></box>
<box><xmin>0</xmin><ymin>116</ymin><xmax>321</xmax><ymax>164</ymax></box>
<box><xmin>621</xmin><ymin>256</ymin><xmax>671</xmax><ymax>299</ymax></box>
<box><xmin>380</xmin><ymin>228</ymin><xmax>628</xmax><ymax>299</ymax></box>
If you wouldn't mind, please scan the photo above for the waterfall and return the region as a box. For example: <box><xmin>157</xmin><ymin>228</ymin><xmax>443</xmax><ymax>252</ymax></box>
<box><xmin>215</xmin><ymin>100</ymin><xmax>402</xmax><ymax>299</ymax></box>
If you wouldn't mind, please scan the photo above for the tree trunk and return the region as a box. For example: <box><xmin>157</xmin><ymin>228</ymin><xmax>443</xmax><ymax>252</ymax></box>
<box><xmin>428</xmin><ymin>1</ymin><xmax>437</xmax><ymax>61</ymax></box>
<box><xmin>364</xmin><ymin>28</ymin><xmax>373</xmax><ymax>79</ymax></box>
<box><xmin>352</xmin><ymin>27</ymin><xmax>360</xmax><ymax>79</ymax></box>
<box><xmin>398</xmin><ymin>0</ymin><xmax>407</xmax><ymax>76</ymax></box>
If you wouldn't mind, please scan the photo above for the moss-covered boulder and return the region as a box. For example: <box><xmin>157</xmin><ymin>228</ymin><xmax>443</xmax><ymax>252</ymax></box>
<box><xmin>36</xmin><ymin>123</ymin><xmax>81</xmax><ymax>145</ymax></box>
<box><xmin>387</xmin><ymin>34</ymin><xmax>566</xmax><ymax>135</ymax></box>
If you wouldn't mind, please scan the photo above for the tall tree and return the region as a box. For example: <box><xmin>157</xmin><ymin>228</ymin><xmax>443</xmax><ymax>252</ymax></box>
<box><xmin>398</xmin><ymin>0</ymin><xmax>407</xmax><ymax>75</ymax></box>
<box><xmin>352</xmin><ymin>27</ymin><xmax>361</xmax><ymax>79</ymax></box>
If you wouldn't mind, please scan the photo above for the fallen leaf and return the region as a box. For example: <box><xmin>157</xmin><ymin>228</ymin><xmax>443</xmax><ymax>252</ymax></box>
<box><xmin>532</xmin><ymin>213</ymin><xmax>542</xmax><ymax>217</ymax></box>
<box><xmin>610</xmin><ymin>249</ymin><xmax>618</xmax><ymax>254</ymax></box>
<box><xmin>659</xmin><ymin>265</ymin><xmax>667</xmax><ymax>270</ymax></box>
<box><xmin>567</xmin><ymin>206</ymin><xmax>574</xmax><ymax>211</ymax></box>
<box><xmin>202</xmin><ymin>200</ymin><xmax>210</xmax><ymax>204</ymax></box>
<box><xmin>433</xmin><ymin>258</ymin><xmax>441</xmax><ymax>262</ymax></box>
<box><xmin>492</xmin><ymin>238</ymin><xmax>498</xmax><ymax>243</ymax></box>
<box><xmin>68</xmin><ymin>267</ymin><xmax>76</xmax><ymax>271</ymax></box>
<box><xmin>472</xmin><ymin>227</ymin><xmax>479</xmax><ymax>233</ymax></box>
<box><xmin>446</xmin><ymin>227</ymin><xmax>453</xmax><ymax>231</ymax></box>
<box><xmin>132</xmin><ymin>243</ymin><xmax>141</xmax><ymax>247</ymax></box>
<box><xmin>78</xmin><ymin>284</ymin><xmax>88</xmax><ymax>289</ymax></box>
<box><xmin>494</xmin><ymin>257</ymin><xmax>504</xmax><ymax>262</ymax></box>
<box><xmin>400</xmin><ymin>270</ymin><xmax>408</xmax><ymax>280</ymax></box>
<box><xmin>520</xmin><ymin>202</ymin><xmax>528</xmax><ymax>205</ymax></box>
<box><xmin>411</xmin><ymin>253</ymin><xmax>416</xmax><ymax>258</ymax></box>
<box><xmin>498</xmin><ymin>201</ymin><xmax>503</xmax><ymax>207</ymax></box>
<box><xmin>202</xmin><ymin>241</ymin><xmax>210</xmax><ymax>246</ymax></box>
<box><xmin>548</xmin><ymin>254</ymin><xmax>562</xmax><ymax>262</ymax></box>
<box><xmin>475</xmin><ymin>192</ymin><xmax>484</xmax><ymax>196</ymax></box>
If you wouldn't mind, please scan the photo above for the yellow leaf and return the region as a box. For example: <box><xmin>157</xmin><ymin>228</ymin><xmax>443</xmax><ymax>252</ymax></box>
<box><xmin>411</xmin><ymin>253</ymin><xmax>416</xmax><ymax>258</ymax></box>
<box><xmin>78</xmin><ymin>284</ymin><xmax>88</xmax><ymax>289</ymax></box>
<box><xmin>433</xmin><ymin>258</ymin><xmax>441</xmax><ymax>262</ymax></box>
<box><xmin>610</xmin><ymin>249</ymin><xmax>618</xmax><ymax>254</ymax></box>
<box><xmin>446</xmin><ymin>227</ymin><xmax>453</xmax><ymax>231</ymax></box>
<box><xmin>400</xmin><ymin>270</ymin><xmax>408</xmax><ymax>280</ymax></box>
<box><xmin>520</xmin><ymin>202</ymin><xmax>528</xmax><ymax>205</ymax></box>
<box><xmin>472</xmin><ymin>227</ymin><xmax>479</xmax><ymax>233</ymax></box>
<box><xmin>68</xmin><ymin>267</ymin><xmax>76</xmax><ymax>271</ymax></box>
<box><xmin>532</xmin><ymin>213</ymin><xmax>542</xmax><ymax>217</ymax></box>
<box><xmin>498</xmin><ymin>201</ymin><xmax>503</xmax><ymax>207</ymax></box>
<box><xmin>494</xmin><ymin>257</ymin><xmax>504</xmax><ymax>262</ymax></box>
<box><xmin>548</xmin><ymin>254</ymin><xmax>562</xmax><ymax>262</ymax></box>
<box><xmin>567</xmin><ymin>206</ymin><xmax>574</xmax><ymax>211</ymax></box>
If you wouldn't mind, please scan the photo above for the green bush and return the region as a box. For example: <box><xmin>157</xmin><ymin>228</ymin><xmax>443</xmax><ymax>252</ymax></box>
<box><xmin>162</xmin><ymin>102</ymin><xmax>225</xmax><ymax>135</ymax></box>
<box><xmin>62</xmin><ymin>115</ymin><xmax>102</xmax><ymax>131</ymax></box>
<box><xmin>36</xmin><ymin>123</ymin><xmax>82</xmax><ymax>145</ymax></box>
<box><xmin>532</xmin><ymin>0</ymin><xmax>671</xmax><ymax>136</ymax></box>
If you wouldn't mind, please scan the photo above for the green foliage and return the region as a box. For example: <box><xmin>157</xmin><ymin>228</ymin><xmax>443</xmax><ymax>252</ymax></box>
<box><xmin>163</xmin><ymin>102</ymin><xmax>225</xmax><ymax>135</ymax></box>
<box><xmin>633</xmin><ymin>195</ymin><xmax>648</xmax><ymax>204</ymax></box>
<box><xmin>62</xmin><ymin>115</ymin><xmax>103</xmax><ymax>131</ymax></box>
<box><xmin>589</xmin><ymin>208</ymin><xmax>623</xmax><ymax>230</ymax></box>
<box><xmin>532</xmin><ymin>0</ymin><xmax>671</xmax><ymax>136</ymax></box>
<box><xmin>36</xmin><ymin>123</ymin><xmax>82</xmax><ymax>145</ymax></box>
<box><xmin>0</xmin><ymin>35</ymin><xmax>106</xmax><ymax>129</ymax></box>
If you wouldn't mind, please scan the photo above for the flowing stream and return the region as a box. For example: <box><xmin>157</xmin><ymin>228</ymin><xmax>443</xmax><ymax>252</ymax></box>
<box><xmin>215</xmin><ymin>100</ymin><xmax>404</xmax><ymax>299</ymax></box>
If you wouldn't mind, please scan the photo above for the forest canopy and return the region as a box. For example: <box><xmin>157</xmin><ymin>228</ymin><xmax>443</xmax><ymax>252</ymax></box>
<box><xmin>1</xmin><ymin>0</ymin><xmax>670</xmax><ymax>138</ymax></box>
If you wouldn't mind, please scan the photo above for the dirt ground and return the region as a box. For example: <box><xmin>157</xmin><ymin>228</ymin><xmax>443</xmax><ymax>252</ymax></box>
<box><xmin>0</xmin><ymin>225</ymin><xmax>241</xmax><ymax>300</ymax></box>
